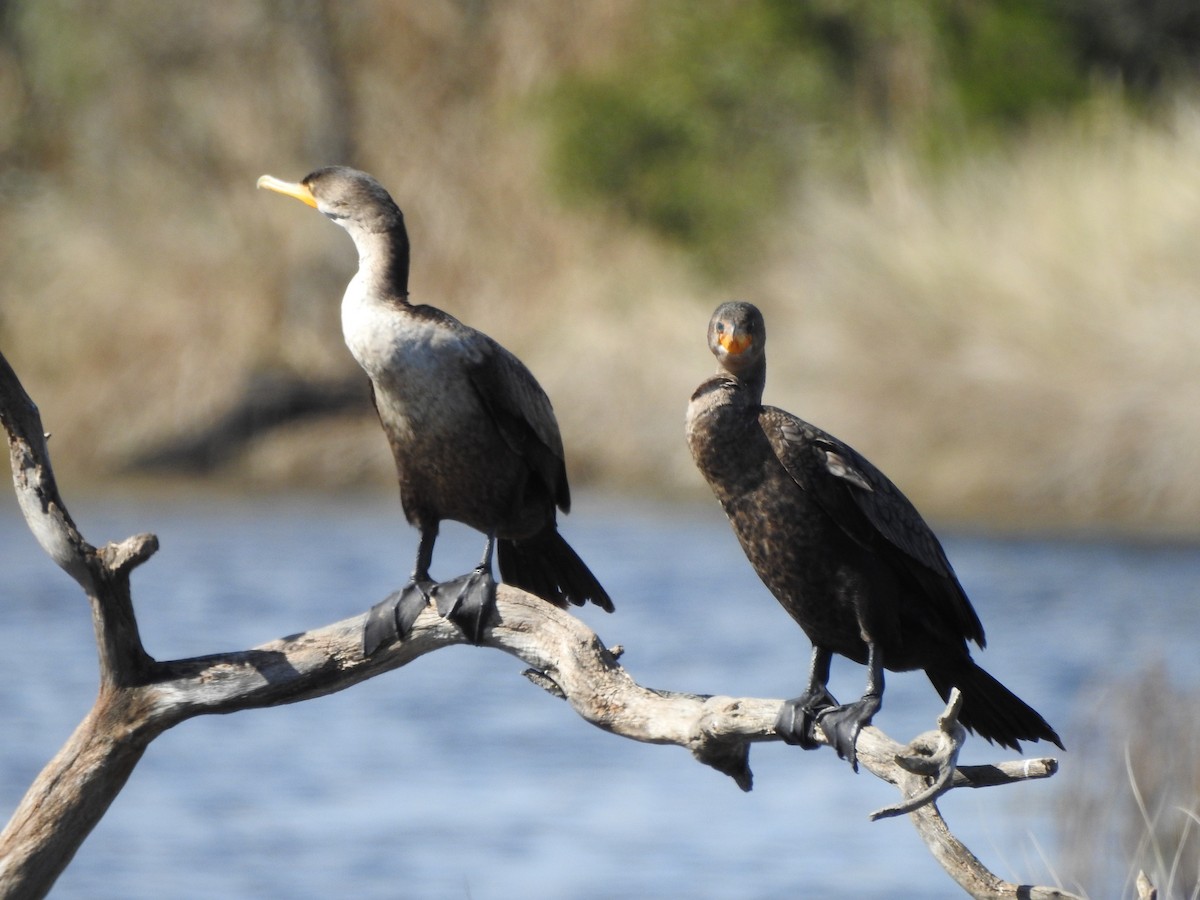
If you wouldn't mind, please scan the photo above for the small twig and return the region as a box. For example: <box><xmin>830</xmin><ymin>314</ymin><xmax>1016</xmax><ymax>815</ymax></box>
<box><xmin>870</xmin><ymin>689</ymin><xmax>966</xmax><ymax>820</ymax></box>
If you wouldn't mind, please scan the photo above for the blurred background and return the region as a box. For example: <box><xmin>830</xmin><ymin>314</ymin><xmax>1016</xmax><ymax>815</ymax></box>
<box><xmin>2</xmin><ymin>1</ymin><xmax>1200</xmax><ymax>897</ymax></box>
<box><xmin>3</xmin><ymin>0</ymin><xmax>1200</xmax><ymax>528</ymax></box>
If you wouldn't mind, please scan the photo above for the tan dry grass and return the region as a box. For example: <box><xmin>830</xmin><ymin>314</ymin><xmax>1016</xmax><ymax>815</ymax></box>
<box><xmin>3</xmin><ymin>4</ymin><xmax>1200</xmax><ymax>532</ymax></box>
<box><xmin>754</xmin><ymin>97</ymin><xmax>1200</xmax><ymax>530</ymax></box>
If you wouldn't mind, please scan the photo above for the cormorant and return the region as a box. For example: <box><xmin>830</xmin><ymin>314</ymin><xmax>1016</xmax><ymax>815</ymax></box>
<box><xmin>258</xmin><ymin>166</ymin><xmax>612</xmax><ymax>653</ymax></box>
<box><xmin>686</xmin><ymin>301</ymin><xmax>1061</xmax><ymax>768</ymax></box>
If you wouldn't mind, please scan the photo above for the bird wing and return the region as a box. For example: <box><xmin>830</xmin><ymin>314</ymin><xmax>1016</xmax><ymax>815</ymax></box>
<box><xmin>762</xmin><ymin>407</ymin><xmax>985</xmax><ymax>645</ymax></box>
<box><xmin>464</xmin><ymin>335</ymin><xmax>571</xmax><ymax>513</ymax></box>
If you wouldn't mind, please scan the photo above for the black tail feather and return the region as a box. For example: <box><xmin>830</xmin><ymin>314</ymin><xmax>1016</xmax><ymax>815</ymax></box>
<box><xmin>497</xmin><ymin>528</ymin><xmax>614</xmax><ymax>613</ymax></box>
<box><xmin>927</xmin><ymin>660</ymin><xmax>1063</xmax><ymax>752</ymax></box>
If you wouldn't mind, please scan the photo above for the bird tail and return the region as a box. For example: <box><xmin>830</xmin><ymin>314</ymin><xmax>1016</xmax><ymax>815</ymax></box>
<box><xmin>926</xmin><ymin>660</ymin><xmax>1063</xmax><ymax>752</ymax></box>
<box><xmin>498</xmin><ymin>528</ymin><xmax>614</xmax><ymax>613</ymax></box>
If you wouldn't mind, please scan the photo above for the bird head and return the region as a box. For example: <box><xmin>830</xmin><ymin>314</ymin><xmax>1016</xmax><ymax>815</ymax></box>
<box><xmin>707</xmin><ymin>301</ymin><xmax>766</xmax><ymax>376</ymax></box>
<box><xmin>257</xmin><ymin>166</ymin><xmax>404</xmax><ymax>236</ymax></box>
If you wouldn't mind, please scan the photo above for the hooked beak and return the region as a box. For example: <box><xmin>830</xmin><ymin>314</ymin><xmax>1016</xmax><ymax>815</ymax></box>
<box><xmin>257</xmin><ymin>175</ymin><xmax>317</xmax><ymax>208</ymax></box>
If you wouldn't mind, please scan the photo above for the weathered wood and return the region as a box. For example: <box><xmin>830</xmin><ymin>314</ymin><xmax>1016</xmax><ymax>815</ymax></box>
<box><xmin>0</xmin><ymin>348</ymin><xmax>1086</xmax><ymax>900</ymax></box>
<box><xmin>0</xmin><ymin>690</ymin><xmax>156</xmax><ymax>899</ymax></box>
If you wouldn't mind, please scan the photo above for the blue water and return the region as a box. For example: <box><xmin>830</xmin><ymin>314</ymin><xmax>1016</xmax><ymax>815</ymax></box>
<box><xmin>1</xmin><ymin>491</ymin><xmax>1198</xmax><ymax>898</ymax></box>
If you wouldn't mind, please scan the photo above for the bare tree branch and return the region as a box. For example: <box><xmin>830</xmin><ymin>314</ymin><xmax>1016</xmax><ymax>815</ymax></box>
<box><xmin>0</xmin><ymin>348</ymin><xmax>1087</xmax><ymax>899</ymax></box>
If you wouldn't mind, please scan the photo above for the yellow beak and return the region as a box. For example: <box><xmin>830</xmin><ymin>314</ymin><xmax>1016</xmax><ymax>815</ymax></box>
<box><xmin>718</xmin><ymin>331</ymin><xmax>752</xmax><ymax>355</ymax></box>
<box><xmin>256</xmin><ymin>175</ymin><xmax>317</xmax><ymax>208</ymax></box>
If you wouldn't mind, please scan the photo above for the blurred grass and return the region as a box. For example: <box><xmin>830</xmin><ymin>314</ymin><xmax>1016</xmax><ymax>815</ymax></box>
<box><xmin>1058</xmin><ymin>665</ymin><xmax>1200</xmax><ymax>897</ymax></box>
<box><xmin>0</xmin><ymin>2</ymin><xmax>1199</xmax><ymax>532</ymax></box>
<box><xmin>756</xmin><ymin>95</ymin><xmax>1200</xmax><ymax>532</ymax></box>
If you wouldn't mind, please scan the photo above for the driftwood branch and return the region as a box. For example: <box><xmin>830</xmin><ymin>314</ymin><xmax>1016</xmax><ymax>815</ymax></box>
<box><xmin>848</xmin><ymin>694</ymin><xmax>1076</xmax><ymax>899</ymax></box>
<box><xmin>0</xmin><ymin>349</ymin><xmax>1081</xmax><ymax>899</ymax></box>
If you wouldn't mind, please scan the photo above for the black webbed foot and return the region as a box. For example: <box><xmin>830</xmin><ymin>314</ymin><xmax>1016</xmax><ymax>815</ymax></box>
<box><xmin>362</xmin><ymin>580</ymin><xmax>435</xmax><ymax>656</ymax></box>
<box><xmin>433</xmin><ymin>567</ymin><xmax>497</xmax><ymax>645</ymax></box>
<box><xmin>815</xmin><ymin>694</ymin><xmax>881</xmax><ymax>772</ymax></box>
<box><xmin>775</xmin><ymin>685</ymin><xmax>840</xmax><ymax>750</ymax></box>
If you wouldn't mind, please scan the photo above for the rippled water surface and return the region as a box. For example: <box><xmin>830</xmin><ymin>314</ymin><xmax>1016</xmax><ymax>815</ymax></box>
<box><xmin>2</xmin><ymin>492</ymin><xmax>1198</xmax><ymax>898</ymax></box>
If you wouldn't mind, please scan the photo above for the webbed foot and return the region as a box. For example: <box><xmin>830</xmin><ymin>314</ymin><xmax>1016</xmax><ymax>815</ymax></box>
<box><xmin>775</xmin><ymin>685</ymin><xmax>839</xmax><ymax>750</ymax></box>
<box><xmin>815</xmin><ymin>694</ymin><xmax>881</xmax><ymax>772</ymax></box>
<box><xmin>362</xmin><ymin>580</ymin><xmax>435</xmax><ymax>656</ymax></box>
<box><xmin>433</xmin><ymin>567</ymin><xmax>497</xmax><ymax>645</ymax></box>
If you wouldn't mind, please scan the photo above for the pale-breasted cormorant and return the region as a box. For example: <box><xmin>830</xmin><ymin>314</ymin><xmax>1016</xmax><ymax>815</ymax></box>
<box><xmin>686</xmin><ymin>301</ymin><xmax>1061</xmax><ymax>768</ymax></box>
<box><xmin>258</xmin><ymin>167</ymin><xmax>612</xmax><ymax>653</ymax></box>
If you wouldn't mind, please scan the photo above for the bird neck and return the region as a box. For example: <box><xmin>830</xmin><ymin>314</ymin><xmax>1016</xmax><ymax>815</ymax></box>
<box><xmin>723</xmin><ymin>357</ymin><xmax>766</xmax><ymax>405</ymax></box>
<box><xmin>350</xmin><ymin>226</ymin><xmax>411</xmax><ymax>302</ymax></box>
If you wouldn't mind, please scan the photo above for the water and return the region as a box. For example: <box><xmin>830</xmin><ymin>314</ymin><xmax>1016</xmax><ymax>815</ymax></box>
<box><xmin>1</xmin><ymin>491</ymin><xmax>1198</xmax><ymax>899</ymax></box>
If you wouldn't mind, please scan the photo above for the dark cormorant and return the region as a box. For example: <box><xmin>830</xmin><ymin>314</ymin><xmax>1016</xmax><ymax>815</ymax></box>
<box><xmin>686</xmin><ymin>301</ymin><xmax>1061</xmax><ymax>768</ymax></box>
<box><xmin>258</xmin><ymin>167</ymin><xmax>612</xmax><ymax>653</ymax></box>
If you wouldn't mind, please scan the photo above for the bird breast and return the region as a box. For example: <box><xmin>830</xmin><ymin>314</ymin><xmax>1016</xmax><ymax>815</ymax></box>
<box><xmin>340</xmin><ymin>287</ymin><xmax>481</xmax><ymax>442</ymax></box>
<box><xmin>686</xmin><ymin>380</ymin><xmax>764</xmax><ymax>497</ymax></box>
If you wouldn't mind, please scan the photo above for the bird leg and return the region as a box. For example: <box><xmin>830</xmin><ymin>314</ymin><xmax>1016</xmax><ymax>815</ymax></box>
<box><xmin>433</xmin><ymin>534</ymin><xmax>498</xmax><ymax>645</ymax></box>
<box><xmin>775</xmin><ymin>647</ymin><xmax>840</xmax><ymax>749</ymax></box>
<box><xmin>814</xmin><ymin>642</ymin><xmax>884</xmax><ymax>772</ymax></box>
<box><xmin>362</xmin><ymin>529</ymin><xmax>438</xmax><ymax>656</ymax></box>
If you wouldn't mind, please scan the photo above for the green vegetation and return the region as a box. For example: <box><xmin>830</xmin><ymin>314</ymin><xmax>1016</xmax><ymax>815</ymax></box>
<box><xmin>543</xmin><ymin>0</ymin><xmax>1200</xmax><ymax>272</ymax></box>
